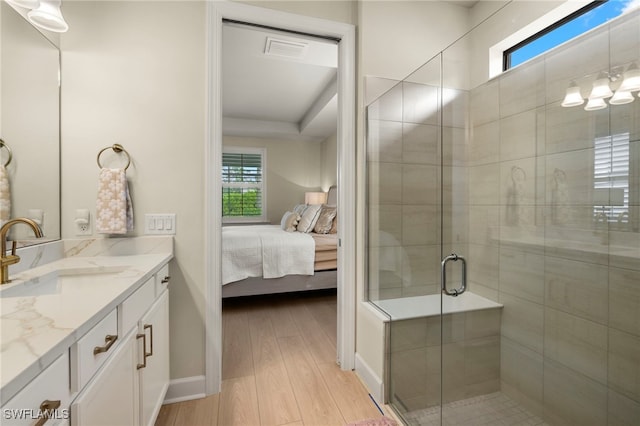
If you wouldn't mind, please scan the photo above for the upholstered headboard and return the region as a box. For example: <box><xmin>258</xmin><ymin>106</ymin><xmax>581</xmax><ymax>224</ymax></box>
<box><xmin>326</xmin><ymin>185</ymin><xmax>337</xmax><ymax>207</ymax></box>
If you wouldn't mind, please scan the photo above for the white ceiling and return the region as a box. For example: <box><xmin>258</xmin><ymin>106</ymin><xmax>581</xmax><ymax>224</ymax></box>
<box><xmin>222</xmin><ymin>23</ymin><xmax>338</xmax><ymax>142</ymax></box>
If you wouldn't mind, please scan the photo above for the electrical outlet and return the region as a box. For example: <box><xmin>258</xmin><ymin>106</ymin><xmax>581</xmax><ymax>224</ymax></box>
<box><xmin>75</xmin><ymin>209</ymin><xmax>91</xmax><ymax>236</ymax></box>
<box><xmin>76</xmin><ymin>221</ymin><xmax>91</xmax><ymax>236</ymax></box>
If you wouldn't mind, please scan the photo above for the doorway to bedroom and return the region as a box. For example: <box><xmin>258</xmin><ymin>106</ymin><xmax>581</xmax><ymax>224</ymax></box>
<box><xmin>205</xmin><ymin>2</ymin><xmax>356</xmax><ymax>396</ymax></box>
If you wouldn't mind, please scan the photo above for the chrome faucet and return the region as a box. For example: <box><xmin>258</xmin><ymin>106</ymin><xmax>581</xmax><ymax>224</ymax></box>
<box><xmin>0</xmin><ymin>218</ymin><xmax>44</xmax><ymax>284</ymax></box>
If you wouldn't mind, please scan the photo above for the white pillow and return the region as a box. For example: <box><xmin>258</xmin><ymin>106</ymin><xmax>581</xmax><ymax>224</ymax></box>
<box><xmin>297</xmin><ymin>204</ymin><xmax>322</xmax><ymax>233</ymax></box>
<box><xmin>293</xmin><ymin>204</ymin><xmax>308</xmax><ymax>216</ymax></box>
<box><xmin>280</xmin><ymin>211</ymin><xmax>299</xmax><ymax>232</ymax></box>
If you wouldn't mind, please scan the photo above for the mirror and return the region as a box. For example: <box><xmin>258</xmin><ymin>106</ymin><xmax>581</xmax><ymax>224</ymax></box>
<box><xmin>1</xmin><ymin>2</ymin><xmax>61</xmax><ymax>245</ymax></box>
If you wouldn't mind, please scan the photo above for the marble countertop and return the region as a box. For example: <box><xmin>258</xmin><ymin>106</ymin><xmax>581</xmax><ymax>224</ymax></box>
<box><xmin>0</xmin><ymin>245</ymin><xmax>172</xmax><ymax>406</ymax></box>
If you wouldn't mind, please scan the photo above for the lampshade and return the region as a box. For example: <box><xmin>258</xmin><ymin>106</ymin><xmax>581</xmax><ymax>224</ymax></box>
<box><xmin>618</xmin><ymin>63</ymin><xmax>640</xmax><ymax>92</ymax></box>
<box><xmin>561</xmin><ymin>82</ymin><xmax>584</xmax><ymax>107</ymax></box>
<box><xmin>609</xmin><ymin>90</ymin><xmax>634</xmax><ymax>105</ymax></box>
<box><xmin>588</xmin><ymin>75</ymin><xmax>613</xmax><ymax>99</ymax></box>
<box><xmin>305</xmin><ymin>192</ymin><xmax>327</xmax><ymax>205</ymax></box>
<box><xmin>5</xmin><ymin>0</ymin><xmax>40</xmax><ymax>8</ymax></box>
<box><xmin>584</xmin><ymin>97</ymin><xmax>607</xmax><ymax>111</ymax></box>
<box><xmin>27</xmin><ymin>0</ymin><xmax>68</xmax><ymax>33</ymax></box>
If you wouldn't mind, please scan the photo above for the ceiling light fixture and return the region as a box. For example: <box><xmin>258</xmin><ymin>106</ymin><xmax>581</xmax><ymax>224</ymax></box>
<box><xmin>618</xmin><ymin>63</ymin><xmax>640</xmax><ymax>92</ymax></box>
<box><xmin>609</xmin><ymin>89</ymin><xmax>634</xmax><ymax>105</ymax></box>
<box><xmin>561</xmin><ymin>81</ymin><xmax>584</xmax><ymax>107</ymax></box>
<box><xmin>584</xmin><ymin>97</ymin><xmax>607</xmax><ymax>111</ymax></box>
<box><xmin>588</xmin><ymin>73</ymin><xmax>613</xmax><ymax>99</ymax></box>
<box><xmin>27</xmin><ymin>0</ymin><xmax>68</xmax><ymax>33</ymax></box>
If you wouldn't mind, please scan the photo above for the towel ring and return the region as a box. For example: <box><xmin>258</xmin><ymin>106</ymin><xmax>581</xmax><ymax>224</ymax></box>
<box><xmin>0</xmin><ymin>139</ymin><xmax>12</xmax><ymax>167</ymax></box>
<box><xmin>97</xmin><ymin>144</ymin><xmax>131</xmax><ymax>170</ymax></box>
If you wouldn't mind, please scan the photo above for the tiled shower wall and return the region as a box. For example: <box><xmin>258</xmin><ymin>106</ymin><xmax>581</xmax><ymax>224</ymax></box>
<box><xmin>465</xmin><ymin>11</ymin><xmax>640</xmax><ymax>425</ymax></box>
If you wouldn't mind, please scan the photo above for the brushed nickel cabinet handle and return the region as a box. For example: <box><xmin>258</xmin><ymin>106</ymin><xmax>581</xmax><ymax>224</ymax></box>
<box><xmin>136</xmin><ymin>333</ymin><xmax>147</xmax><ymax>369</ymax></box>
<box><xmin>34</xmin><ymin>399</ymin><xmax>61</xmax><ymax>426</ymax></box>
<box><xmin>161</xmin><ymin>276</ymin><xmax>170</xmax><ymax>284</ymax></box>
<box><xmin>93</xmin><ymin>334</ymin><xmax>118</xmax><ymax>355</ymax></box>
<box><xmin>144</xmin><ymin>324</ymin><xmax>153</xmax><ymax>357</ymax></box>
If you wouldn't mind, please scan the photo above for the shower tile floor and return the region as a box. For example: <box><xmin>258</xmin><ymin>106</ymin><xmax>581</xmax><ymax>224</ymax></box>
<box><xmin>402</xmin><ymin>392</ymin><xmax>550</xmax><ymax>426</ymax></box>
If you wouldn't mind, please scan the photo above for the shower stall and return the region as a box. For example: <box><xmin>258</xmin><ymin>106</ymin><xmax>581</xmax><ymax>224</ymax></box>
<box><xmin>366</xmin><ymin>4</ymin><xmax>639</xmax><ymax>425</ymax></box>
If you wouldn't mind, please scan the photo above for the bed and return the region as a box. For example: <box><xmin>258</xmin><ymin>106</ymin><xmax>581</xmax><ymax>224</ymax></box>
<box><xmin>221</xmin><ymin>186</ymin><xmax>338</xmax><ymax>298</ymax></box>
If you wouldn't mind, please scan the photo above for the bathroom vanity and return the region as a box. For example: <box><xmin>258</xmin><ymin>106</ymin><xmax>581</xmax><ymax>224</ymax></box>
<box><xmin>0</xmin><ymin>236</ymin><xmax>173</xmax><ymax>426</ymax></box>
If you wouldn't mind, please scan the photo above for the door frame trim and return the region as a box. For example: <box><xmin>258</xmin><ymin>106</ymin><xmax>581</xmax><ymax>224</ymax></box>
<box><xmin>204</xmin><ymin>0</ymin><xmax>356</xmax><ymax>394</ymax></box>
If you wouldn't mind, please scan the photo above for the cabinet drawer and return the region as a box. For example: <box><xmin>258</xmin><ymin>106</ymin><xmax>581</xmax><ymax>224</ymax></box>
<box><xmin>70</xmin><ymin>309</ymin><xmax>118</xmax><ymax>393</ymax></box>
<box><xmin>2</xmin><ymin>352</ymin><xmax>72</xmax><ymax>425</ymax></box>
<box><xmin>155</xmin><ymin>263</ymin><xmax>170</xmax><ymax>296</ymax></box>
<box><xmin>120</xmin><ymin>276</ymin><xmax>155</xmax><ymax>334</ymax></box>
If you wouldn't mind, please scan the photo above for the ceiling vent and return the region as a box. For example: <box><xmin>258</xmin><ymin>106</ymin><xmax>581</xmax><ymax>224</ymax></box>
<box><xmin>264</xmin><ymin>37</ymin><xmax>308</xmax><ymax>59</ymax></box>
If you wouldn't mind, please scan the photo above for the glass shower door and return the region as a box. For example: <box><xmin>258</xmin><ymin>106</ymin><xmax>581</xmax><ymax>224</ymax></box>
<box><xmin>366</xmin><ymin>52</ymin><xmax>447</xmax><ymax>423</ymax></box>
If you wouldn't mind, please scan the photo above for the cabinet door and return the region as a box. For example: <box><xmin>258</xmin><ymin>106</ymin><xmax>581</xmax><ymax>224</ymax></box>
<box><xmin>139</xmin><ymin>290</ymin><xmax>169</xmax><ymax>426</ymax></box>
<box><xmin>71</xmin><ymin>331</ymin><xmax>139</xmax><ymax>426</ymax></box>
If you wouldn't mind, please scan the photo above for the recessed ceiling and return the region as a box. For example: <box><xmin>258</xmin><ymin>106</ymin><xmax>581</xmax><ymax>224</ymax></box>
<box><xmin>222</xmin><ymin>23</ymin><xmax>338</xmax><ymax>142</ymax></box>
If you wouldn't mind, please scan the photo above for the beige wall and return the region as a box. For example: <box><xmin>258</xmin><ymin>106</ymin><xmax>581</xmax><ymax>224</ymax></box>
<box><xmin>61</xmin><ymin>1</ymin><xmax>207</xmax><ymax>380</ymax></box>
<box><xmin>321</xmin><ymin>132</ymin><xmax>338</xmax><ymax>191</ymax></box>
<box><xmin>223</xmin><ymin>135</ymin><xmax>331</xmax><ymax>223</ymax></box>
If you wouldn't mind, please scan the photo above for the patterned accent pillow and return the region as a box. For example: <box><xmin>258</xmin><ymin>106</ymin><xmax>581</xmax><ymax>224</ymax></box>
<box><xmin>280</xmin><ymin>211</ymin><xmax>299</xmax><ymax>232</ymax></box>
<box><xmin>297</xmin><ymin>204</ymin><xmax>322</xmax><ymax>233</ymax></box>
<box><xmin>313</xmin><ymin>206</ymin><xmax>337</xmax><ymax>234</ymax></box>
<box><xmin>329</xmin><ymin>214</ymin><xmax>338</xmax><ymax>234</ymax></box>
<box><xmin>293</xmin><ymin>204</ymin><xmax>308</xmax><ymax>216</ymax></box>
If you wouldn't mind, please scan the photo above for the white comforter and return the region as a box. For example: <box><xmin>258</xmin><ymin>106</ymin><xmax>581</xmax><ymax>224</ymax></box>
<box><xmin>222</xmin><ymin>225</ymin><xmax>315</xmax><ymax>285</ymax></box>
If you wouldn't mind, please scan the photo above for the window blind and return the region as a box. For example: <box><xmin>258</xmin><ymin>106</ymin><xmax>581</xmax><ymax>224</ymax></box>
<box><xmin>222</xmin><ymin>151</ymin><xmax>264</xmax><ymax>218</ymax></box>
<box><xmin>593</xmin><ymin>132</ymin><xmax>629</xmax><ymax>222</ymax></box>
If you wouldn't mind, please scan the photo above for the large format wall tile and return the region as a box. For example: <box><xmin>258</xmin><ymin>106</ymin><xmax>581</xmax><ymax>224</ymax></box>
<box><xmin>468</xmin><ymin>120</ymin><xmax>499</xmax><ymax>166</ymax></box>
<box><xmin>545</xmin><ymin>256</ymin><xmax>609</xmax><ymax>324</ymax></box>
<box><xmin>543</xmin><ymin>358</ymin><xmax>607</xmax><ymax>426</ymax></box>
<box><xmin>501</xmin><ymin>337</ymin><xmax>543</xmax><ymax>407</ymax></box>
<box><xmin>499</xmin><ymin>248</ymin><xmax>544</xmax><ymax>304</ymax></box>
<box><xmin>402</xmin><ymin>82</ymin><xmax>439</xmax><ymax>125</ymax></box>
<box><xmin>499</xmin><ymin>293</ymin><xmax>544</xmax><ymax>353</ymax></box>
<box><xmin>609</xmin><ymin>329</ymin><xmax>640</xmax><ymax>402</ymax></box>
<box><xmin>402</xmin><ymin>164</ymin><xmax>439</xmax><ymax>205</ymax></box>
<box><xmin>367</xmin><ymin>119</ymin><xmax>403</xmax><ymax>163</ymax></box>
<box><xmin>544</xmin><ymin>308</ymin><xmax>608</xmax><ymax>385</ymax></box>
<box><xmin>470</xmin><ymin>80</ymin><xmax>500</xmax><ymax>126</ymax></box>
<box><xmin>500</xmin><ymin>58</ymin><xmax>545</xmax><ymax>118</ymax></box>
<box><xmin>500</xmin><ymin>109</ymin><xmax>539</xmax><ymax>161</ymax></box>
<box><xmin>402</xmin><ymin>122</ymin><xmax>439</xmax><ymax>165</ymax></box>
<box><xmin>608</xmin><ymin>389</ymin><xmax>640</xmax><ymax>426</ymax></box>
<box><xmin>609</xmin><ymin>267</ymin><xmax>640</xmax><ymax>337</ymax></box>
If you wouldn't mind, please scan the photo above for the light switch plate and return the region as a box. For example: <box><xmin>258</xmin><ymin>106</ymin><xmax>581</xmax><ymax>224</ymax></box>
<box><xmin>145</xmin><ymin>214</ymin><xmax>176</xmax><ymax>235</ymax></box>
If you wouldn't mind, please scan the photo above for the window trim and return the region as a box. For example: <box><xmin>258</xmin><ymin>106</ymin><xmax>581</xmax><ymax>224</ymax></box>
<box><xmin>222</xmin><ymin>146</ymin><xmax>267</xmax><ymax>223</ymax></box>
<box><xmin>503</xmin><ymin>0</ymin><xmax>607</xmax><ymax>71</ymax></box>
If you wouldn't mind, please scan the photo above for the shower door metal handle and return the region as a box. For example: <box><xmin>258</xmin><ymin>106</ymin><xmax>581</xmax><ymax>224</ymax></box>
<box><xmin>441</xmin><ymin>253</ymin><xmax>466</xmax><ymax>297</ymax></box>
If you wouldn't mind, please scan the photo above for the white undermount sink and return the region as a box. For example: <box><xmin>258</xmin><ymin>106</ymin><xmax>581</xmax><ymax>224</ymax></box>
<box><xmin>0</xmin><ymin>265</ymin><xmax>129</xmax><ymax>298</ymax></box>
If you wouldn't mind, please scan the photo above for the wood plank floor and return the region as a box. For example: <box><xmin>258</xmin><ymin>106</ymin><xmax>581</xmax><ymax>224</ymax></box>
<box><xmin>155</xmin><ymin>291</ymin><xmax>392</xmax><ymax>426</ymax></box>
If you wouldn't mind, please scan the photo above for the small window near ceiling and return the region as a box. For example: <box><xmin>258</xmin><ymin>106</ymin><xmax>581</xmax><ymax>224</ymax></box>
<box><xmin>222</xmin><ymin>147</ymin><xmax>267</xmax><ymax>223</ymax></box>
<box><xmin>504</xmin><ymin>0</ymin><xmax>628</xmax><ymax>71</ymax></box>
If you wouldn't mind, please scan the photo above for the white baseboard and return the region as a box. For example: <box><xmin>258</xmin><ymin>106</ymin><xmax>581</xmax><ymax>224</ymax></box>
<box><xmin>164</xmin><ymin>375</ymin><xmax>207</xmax><ymax>404</ymax></box>
<box><xmin>355</xmin><ymin>352</ymin><xmax>384</xmax><ymax>403</ymax></box>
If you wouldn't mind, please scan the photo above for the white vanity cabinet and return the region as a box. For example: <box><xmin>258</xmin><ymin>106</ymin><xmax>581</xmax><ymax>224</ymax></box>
<box><xmin>1</xmin><ymin>352</ymin><xmax>73</xmax><ymax>425</ymax></box>
<box><xmin>68</xmin><ymin>264</ymin><xmax>170</xmax><ymax>426</ymax></box>
<box><xmin>138</xmin><ymin>290</ymin><xmax>169</xmax><ymax>426</ymax></box>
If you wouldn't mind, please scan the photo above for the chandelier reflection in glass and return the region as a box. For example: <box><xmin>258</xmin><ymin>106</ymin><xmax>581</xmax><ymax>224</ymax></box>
<box><xmin>562</xmin><ymin>63</ymin><xmax>640</xmax><ymax>111</ymax></box>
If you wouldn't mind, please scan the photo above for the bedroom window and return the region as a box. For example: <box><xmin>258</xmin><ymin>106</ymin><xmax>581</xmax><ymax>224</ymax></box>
<box><xmin>222</xmin><ymin>147</ymin><xmax>267</xmax><ymax>223</ymax></box>
<box><xmin>593</xmin><ymin>133</ymin><xmax>630</xmax><ymax>223</ymax></box>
